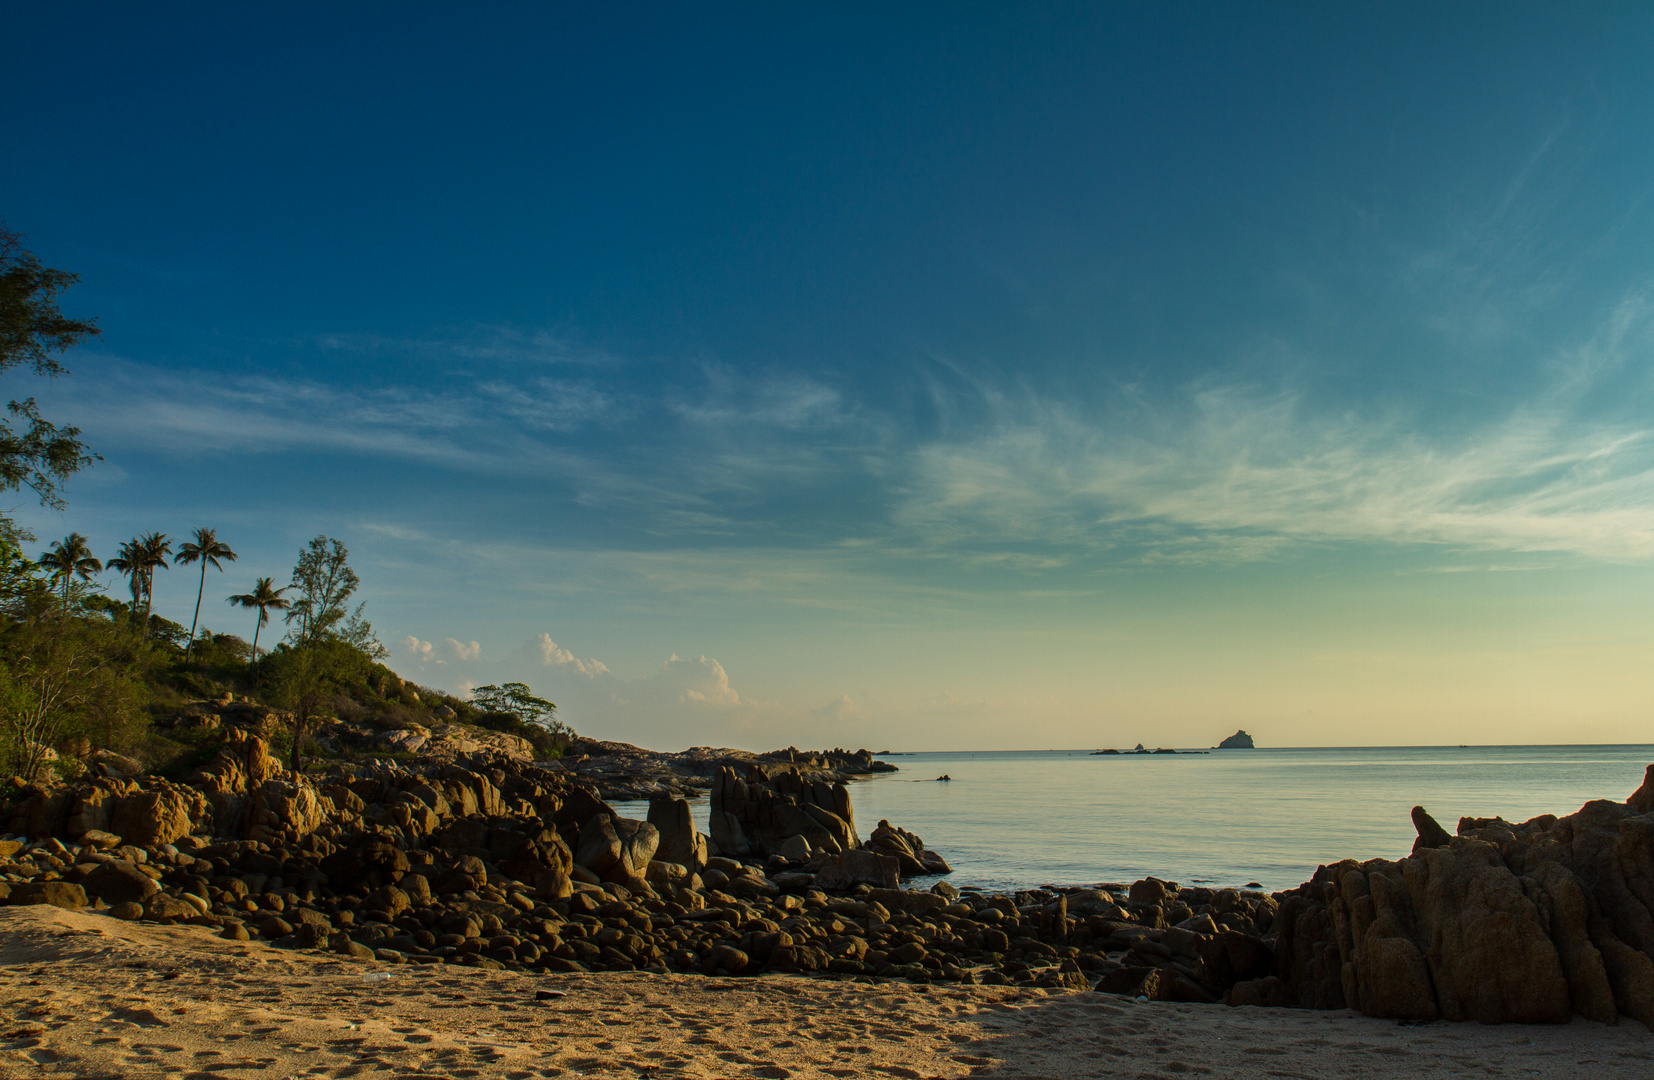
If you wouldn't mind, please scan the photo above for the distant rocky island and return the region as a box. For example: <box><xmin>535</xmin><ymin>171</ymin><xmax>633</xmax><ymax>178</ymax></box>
<box><xmin>1090</xmin><ymin>744</ymin><xmax>1201</xmax><ymax>756</ymax></box>
<box><xmin>1217</xmin><ymin>730</ymin><xmax>1256</xmax><ymax>749</ymax></box>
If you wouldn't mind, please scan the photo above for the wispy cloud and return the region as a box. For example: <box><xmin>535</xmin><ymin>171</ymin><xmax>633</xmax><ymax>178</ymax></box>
<box><xmin>57</xmin><ymin>284</ymin><xmax>1654</xmax><ymax>569</ymax></box>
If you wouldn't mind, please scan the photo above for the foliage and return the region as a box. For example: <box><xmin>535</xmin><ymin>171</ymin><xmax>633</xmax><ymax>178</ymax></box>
<box><xmin>175</xmin><ymin>527</ymin><xmax>236</xmax><ymax>656</ymax></box>
<box><xmin>106</xmin><ymin>532</ymin><xmax>171</xmax><ymax>629</ymax></box>
<box><xmin>37</xmin><ymin>531</ymin><xmax>101</xmax><ymax>607</ymax></box>
<box><xmin>261</xmin><ymin>638</ymin><xmax>375</xmax><ymax>773</ymax></box>
<box><xmin>0</xmin><ymin>518</ymin><xmax>45</xmax><ymax>604</ymax></box>
<box><xmin>471</xmin><ymin>681</ymin><xmax>558</xmax><ymax>727</ymax></box>
<box><xmin>0</xmin><ymin>599</ymin><xmax>155</xmax><ymax>779</ymax></box>
<box><xmin>470</xmin><ymin>681</ymin><xmax>572</xmax><ymax>757</ymax></box>
<box><xmin>284</xmin><ymin>535</ymin><xmax>386</xmax><ymax>659</ymax></box>
<box><xmin>227</xmin><ymin>575</ymin><xmax>288</xmax><ymax>666</ymax></box>
<box><xmin>0</xmin><ymin>225</ymin><xmax>99</xmax><ymax>509</ymax></box>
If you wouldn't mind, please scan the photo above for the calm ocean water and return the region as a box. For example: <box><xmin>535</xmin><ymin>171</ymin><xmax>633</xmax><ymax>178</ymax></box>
<box><xmin>611</xmin><ymin>745</ymin><xmax>1654</xmax><ymax>893</ymax></box>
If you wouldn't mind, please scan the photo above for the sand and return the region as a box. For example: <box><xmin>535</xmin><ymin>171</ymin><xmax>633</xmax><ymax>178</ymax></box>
<box><xmin>0</xmin><ymin>906</ymin><xmax>1650</xmax><ymax>1080</ymax></box>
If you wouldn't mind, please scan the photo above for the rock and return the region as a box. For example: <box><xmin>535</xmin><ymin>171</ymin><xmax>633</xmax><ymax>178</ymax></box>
<box><xmin>1128</xmin><ymin>877</ymin><xmax>1175</xmax><ymax>906</ymax></box>
<box><xmin>1410</xmin><ymin>805</ymin><xmax>1453</xmax><ymax>853</ymax></box>
<box><xmin>648</xmin><ymin>795</ymin><xmax>708</xmax><ymax>872</ymax></box>
<box><xmin>434</xmin><ymin>855</ymin><xmax>488</xmax><ymax>894</ymax></box>
<box><xmin>108</xmin><ymin>901</ymin><xmax>143</xmax><ymax>920</ymax></box>
<box><xmin>79</xmin><ymin>828</ymin><xmax>122</xmax><ymax>850</ymax></box>
<box><xmin>573</xmin><ymin>814</ymin><xmax>658</xmax><ymax>887</ymax></box>
<box><xmin>709</xmin><ymin>763</ymin><xmax>860</xmax><ymax>861</ymax></box>
<box><xmin>1628</xmin><ymin>765</ymin><xmax>1654</xmax><ymax>813</ymax></box>
<box><xmin>811</xmin><ymin>849</ymin><xmax>900</xmax><ymax>891</ymax></box>
<box><xmin>776</xmin><ymin>835</ymin><xmax>812</xmax><ymax>863</ymax></box>
<box><xmin>320</xmin><ymin>834</ymin><xmax>411</xmax><ymax>891</ymax></box>
<box><xmin>109</xmin><ymin>788</ymin><xmax>198</xmax><ymax>848</ymax></box>
<box><xmin>10</xmin><ymin>881</ymin><xmax>88</xmax><ymax>910</ymax></box>
<box><xmin>244</xmin><ymin>779</ymin><xmax>326</xmax><ymax>844</ymax></box>
<box><xmin>84</xmin><ymin>860</ymin><xmax>162</xmax><ymax>905</ymax></box>
<box><xmin>143</xmin><ymin>894</ymin><xmax>200</xmax><ymax>920</ymax></box>
<box><xmin>1217</xmin><ymin>730</ymin><xmax>1255</xmax><ymax>749</ymax></box>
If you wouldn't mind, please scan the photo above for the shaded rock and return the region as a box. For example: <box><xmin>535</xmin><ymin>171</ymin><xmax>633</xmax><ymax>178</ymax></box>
<box><xmin>109</xmin><ymin>788</ymin><xmax>200</xmax><ymax>848</ymax></box>
<box><xmin>648</xmin><ymin>795</ymin><xmax>708</xmax><ymax>872</ymax></box>
<box><xmin>1410</xmin><ymin>805</ymin><xmax>1453</xmax><ymax>853</ymax></box>
<box><xmin>84</xmin><ymin>860</ymin><xmax>161</xmax><ymax>905</ymax></box>
<box><xmin>10</xmin><ymin>881</ymin><xmax>88</xmax><ymax>910</ymax></box>
<box><xmin>812</xmin><ymin>849</ymin><xmax>899</xmax><ymax>891</ymax></box>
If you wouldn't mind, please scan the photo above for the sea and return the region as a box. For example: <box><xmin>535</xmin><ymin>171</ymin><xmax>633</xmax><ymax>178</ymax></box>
<box><xmin>609</xmin><ymin>744</ymin><xmax>1654</xmax><ymax>894</ymax></box>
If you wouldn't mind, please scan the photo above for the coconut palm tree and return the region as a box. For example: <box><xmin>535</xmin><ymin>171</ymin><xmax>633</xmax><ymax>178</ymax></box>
<box><xmin>175</xmin><ymin>528</ymin><xmax>237</xmax><ymax>657</ymax></box>
<box><xmin>104</xmin><ymin>537</ymin><xmax>146</xmax><ymax>619</ymax></box>
<box><xmin>107</xmin><ymin>532</ymin><xmax>171</xmax><ymax>632</ymax></box>
<box><xmin>37</xmin><ymin>532</ymin><xmax>101</xmax><ymax>607</ymax></box>
<box><xmin>228</xmin><ymin>576</ymin><xmax>289</xmax><ymax>679</ymax></box>
<box><xmin>133</xmin><ymin>531</ymin><xmax>172</xmax><ymax>628</ymax></box>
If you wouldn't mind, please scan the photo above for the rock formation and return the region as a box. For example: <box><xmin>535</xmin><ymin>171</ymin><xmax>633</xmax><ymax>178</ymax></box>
<box><xmin>1229</xmin><ymin>774</ymin><xmax>1654</xmax><ymax>1026</ymax></box>
<box><xmin>1217</xmin><ymin>730</ymin><xmax>1255</xmax><ymax>749</ymax></box>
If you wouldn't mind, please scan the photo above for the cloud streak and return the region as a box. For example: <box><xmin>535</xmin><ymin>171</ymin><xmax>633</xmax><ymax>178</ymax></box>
<box><xmin>55</xmin><ymin>291</ymin><xmax>1654</xmax><ymax>568</ymax></box>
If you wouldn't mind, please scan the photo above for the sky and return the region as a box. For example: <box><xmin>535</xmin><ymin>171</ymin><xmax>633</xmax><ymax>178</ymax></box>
<box><xmin>5</xmin><ymin>3</ymin><xmax>1654</xmax><ymax>750</ymax></box>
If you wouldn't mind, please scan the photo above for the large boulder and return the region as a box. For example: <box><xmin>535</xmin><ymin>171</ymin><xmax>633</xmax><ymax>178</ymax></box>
<box><xmin>84</xmin><ymin>860</ymin><xmax>161</xmax><ymax>905</ymax></box>
<box><xmin>648</xmin><ymin>795</ymin><xmax>708</xmax><ymax>872</ymax></box>
<box><xmin>109</xmin><ymin>787</ymin><xmax>202</xmax><ymax>848</ymax></box>
<box><xmin>574</xmin><ymin>814</ymin><xmax>658</xmax><ymax>887</ymax></box>
<box><xmin>811</xmin><ymin>848</ymin><xmax>899</xmax><ymax>890</ymax></box>
<box><xmin>9</xmin><ymin>881</ymin><xmax>88</xmax><ymax>910</ymax></box>
<box><xmin>244</xmin><ymin>779</ymin><xmax>327</xmax><ymax>844</ymax></box>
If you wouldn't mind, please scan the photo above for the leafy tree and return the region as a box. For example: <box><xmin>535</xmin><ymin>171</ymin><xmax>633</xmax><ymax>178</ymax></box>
<box><xmin>0</xmin><ymin>604</ymin><xmax>130</xmax><ymax>779</ymax></box>
<box><xmin>471</xmin><ymin>682</ymin><xmax>558</xmax><ymax>727</ymax></box>
<box><xmin>0</xmin><ymin>518</ymin><xmax>46</xmax><ymax>605</ymax></box>
<box><xmin>262</xmin><ymin>638</ymin><xmax>370</xmax><ymax>774</ymax></box>
<box><xmin>283</xmin><ymin>535</ymin><xmax>385</xmax><ymax>658</ymax></box>
<box><xmin>37</xmin><ymin>531</ymin><xmax>101</xmax><ymax>608</ymax></box>
<box><xmin>227</xmin><ymin>575</ymin><xmax>288</xmax><ymax>677</ymax></box>
<box><xmin>469</xmin><ymin>681</ymin><xmax>573</xmax><ymax>755</ymax></box>
<box><xmin>175</xmin><ymin>527</ymin><xmax>236</xmax><ymax>657</ymax></box>
<box><xmin>0</xmin><ymin>224</ymin><xmax>98</xmax><ymax>509</ymax></box>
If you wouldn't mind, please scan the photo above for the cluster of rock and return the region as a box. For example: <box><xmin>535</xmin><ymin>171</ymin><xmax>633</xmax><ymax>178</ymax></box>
<box><xmin>562</xmin><ymin>743</ymin><xmax>896</xmax><ymax>802</ymax></box>
<box><xmin>1227</xmin><ymin>768</ymin><xmax>1654</xmax><ymax>1025</ymax></box>
<box><xmin>165</xmin><ymin>694</ymin><xmax>536</xmax><ymax>764</ymax></box>
<box><xmin>11</xmin><ymin>735</ymin><xmax>1137</xmax><ymax>988</ymax></box>
<box><xmin>0</xmin><ymin>741</ymin><xmax>1274</xmax><ymax>996</ymax></box>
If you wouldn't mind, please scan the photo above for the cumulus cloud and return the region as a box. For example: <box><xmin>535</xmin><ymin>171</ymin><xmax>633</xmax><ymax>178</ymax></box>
<box><xmin>810</xmin><ymin>693</ymin><xmax>868</xmax><ymax>723</ymax></box>
<box><xmin>532</xmin><ymin>633</ymin><xmax>610</xmax><ymax>677</ymax></box>
<box><xmin>402</xmin><ymin>636</ymin><xmax>481</xmax><ymax>664</ymax></box>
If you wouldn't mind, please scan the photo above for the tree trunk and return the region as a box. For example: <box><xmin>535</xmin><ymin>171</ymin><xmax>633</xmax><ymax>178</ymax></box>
<box><xmin>289</xmin><ymin>706</ymin><xmax>307</xmax><ymax>775</ymax></box>
<box><xmin>186</xmin><ymin>564</ymin><xmax>206</xmax><ymax>657</ymax></box>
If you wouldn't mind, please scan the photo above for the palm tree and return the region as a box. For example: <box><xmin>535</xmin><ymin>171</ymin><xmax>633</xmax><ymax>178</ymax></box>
<box><xmin>104</xmin><ymin>538</ymin><xmax>146</xmax><ymax>620</ymax></box>
<box><xmin>175</xmin><ymin>528</ymin><xmax>237</xmax><ymax>657</ymax></box>
<box><xmin>37</xmin><ymin>532</ymin><xmax>101</xmax><ymax>607</ymax></box>
<box><xmin>106</xmin><ymin>532</ymin><xmax>171</xmax><ymax>632</ymax></box>
<box><xmin>228</xmin><ymin>576</ymin><xmax>289</xmax><ymax>679</ymax></box>
<box><xmin>133</xmin><ymin>531</ymin><xmax>172</xmax><ymax>628</ymax></box>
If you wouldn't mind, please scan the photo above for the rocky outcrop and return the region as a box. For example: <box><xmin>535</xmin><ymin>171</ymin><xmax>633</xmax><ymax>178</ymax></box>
<box><xmin>648</xmin><ymin>795</ymin><xmax>707</xmax><ymax>872</ymax></box>
<box><xmin>1231</xmin><ymin>773</ymin><xmax>1654</xmax><ymax>1026</ymax></box>
<box><xmin>709</xmin><ymin>763</ymin><xmax>858</xmax><ymax>861</ymax></box>
<box><xmin>864</xmin><ymin>820</ymin><xmax>951</xmax><ymax>876</ymax></box>
<box><xmin>1217</xmin><ymin>730</ymin><xmax>1255</xmax><ymax>749</ymax></box>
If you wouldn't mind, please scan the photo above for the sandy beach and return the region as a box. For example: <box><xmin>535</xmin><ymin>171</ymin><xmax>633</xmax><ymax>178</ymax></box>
<box><xmin>3</xmin><ymin>906</ymin><xmax>1649</xmax><ymax>1080</ymax></box>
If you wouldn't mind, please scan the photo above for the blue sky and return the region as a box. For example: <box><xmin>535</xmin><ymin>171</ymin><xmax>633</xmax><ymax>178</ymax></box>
<box><xmin>6</xmin><ymin>4</ymin><xmax>1654</xmax><ymax>749</ymax></box>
